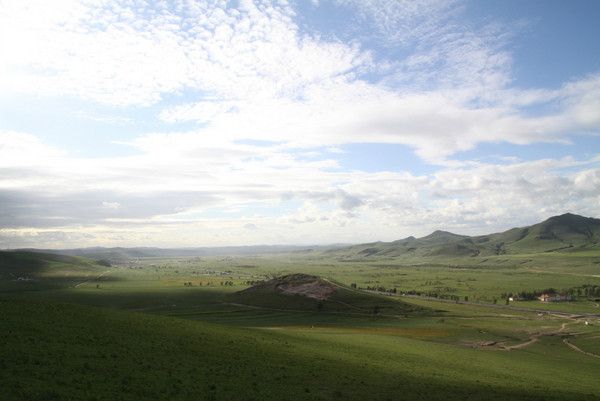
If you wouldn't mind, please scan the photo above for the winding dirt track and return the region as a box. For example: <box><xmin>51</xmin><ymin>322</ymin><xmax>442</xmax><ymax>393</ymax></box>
<box><xmin>500</xmin><ymin>319</ymin><xmax>600</xmax><ymax>361</ymax></box>
<box><xmin>563</xmin><ymin>338</ymin><xmax>600</xmax><ymax>359</ymax></box>
<box><xmin>503</xmin><ymin>322</ymin><xmax>570</xmax><ymax>350</ymax></box>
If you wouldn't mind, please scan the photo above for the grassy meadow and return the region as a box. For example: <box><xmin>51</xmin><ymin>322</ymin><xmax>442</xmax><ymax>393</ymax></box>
<box><xmin>1</xmin><ymin>249</ymin><xmax>600</xmax><ymax>400</ymax></box>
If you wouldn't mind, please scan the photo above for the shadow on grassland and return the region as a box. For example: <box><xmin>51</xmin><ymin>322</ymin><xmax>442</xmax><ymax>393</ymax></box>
<box><xmin>0</xmin><ymin>250</ymin><xmax>122</xmax><ymax>292</ymax></box>
<box><xmin>1</xmin><ymin>298</ymin><xmax>597</xmax><ymax>401</ymax></box>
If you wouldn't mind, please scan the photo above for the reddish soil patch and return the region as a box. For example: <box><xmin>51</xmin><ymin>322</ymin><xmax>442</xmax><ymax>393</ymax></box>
<box><xmin>279</xmin><ymin>280</ymin><xmax>336</xmax><ymax>300</ymax></box>
<box><xmin>240</xmin><ymin>273</ymin><xmax>337</xmax><ymax>301</ymax></box>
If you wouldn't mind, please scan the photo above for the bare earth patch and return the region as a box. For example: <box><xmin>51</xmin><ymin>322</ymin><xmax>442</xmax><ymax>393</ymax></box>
<box><xmin>239</xmin><ymin>273</ymin><xmax>337</xmax><ymax>300</ymax></box>
<box><xmin>279</xmin><ymin>280</ymin><xmax>336</xmax><ymax>300</ymax></box>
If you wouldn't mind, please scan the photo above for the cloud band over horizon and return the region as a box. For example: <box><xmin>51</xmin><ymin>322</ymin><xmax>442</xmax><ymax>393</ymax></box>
<box><xmin>1</xmin><ymin>0</ymin><xmax>599</xmax><ymax>248</ymax></box>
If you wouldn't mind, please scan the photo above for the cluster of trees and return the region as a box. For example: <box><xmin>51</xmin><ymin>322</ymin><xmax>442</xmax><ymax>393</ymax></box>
<box><xmin>501</xmin><ymin>288</ymin><xmax>558</xmax><ymax>301</ymax></box>
<box><xmin>184</xmin><ymin>282</ymin><xmax>215</xmax><ymax>287</ymax></box>
<box><xmin>183</xmin><ymin>281</ymin><xmax>236</xmax><ymax>287</ymax></box>
<box><xmin>357</xmin><ymin>285</ymin><xmax>471</xmax><ymax>303</ymax></box>
<box><xmin>402</xmin><ymin>289</ymin><xmax>461</xmax><ymax>301</ymax></box>
<box><xmin>502</xmin><ymin>285</ymin><xmax>600</xmax><ymax>301</ymax></box>
<box><xmin>244</xmin><ymin>280</ymin><xmax>265</xmax><ymax>286</ymax></box>
<box><xmin>578</xmin><ymin>285</ymin><xmax>600</xmax><ymax>298</ymax></box>
<box><xmin>425</xmin><ymin>292</ymin><xmax>461</xmax><ymax>302</ymax></box>
<box><xmin>360</xmin><ymin>285</ymin><xmax>397</xmax><ymax>294</ymax></box>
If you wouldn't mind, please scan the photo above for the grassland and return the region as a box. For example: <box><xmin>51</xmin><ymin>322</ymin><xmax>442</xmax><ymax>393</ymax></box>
<box><xmin>1</xmin><ymin>249</ymin><xmax>600</xmax><ymax>400</ymax></box>
<box><xmin>3</xmin><ymin>296</ymin><xmax>600</xmax><ymax>401</ymax></box>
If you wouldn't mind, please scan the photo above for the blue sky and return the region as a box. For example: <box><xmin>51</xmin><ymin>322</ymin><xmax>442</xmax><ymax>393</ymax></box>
<box><xmin>0</xmin><ymin>0</ymin><xmax>599</xmax><ymax>248</ymax></box>
<box><xmin>467</xmin><ymin>0</ymin><xmax>600</xmax><ymax>88</ymax></box>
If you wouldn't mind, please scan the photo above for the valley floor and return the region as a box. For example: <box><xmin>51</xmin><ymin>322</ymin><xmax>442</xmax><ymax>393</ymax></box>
<box><xmin>2</xmin><ymin>251</ymin><xmax>600</xmax><ymax>400</ymax></box>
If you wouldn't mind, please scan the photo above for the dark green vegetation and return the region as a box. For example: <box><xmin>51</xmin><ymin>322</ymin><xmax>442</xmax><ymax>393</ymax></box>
<box><xmin>2</xmin><ymin>214</ymin><xmax>600</xmax><ymax>401</ymax></box>
<box><xmin>4</xmin><ymin>298</ymin><xmax>599</xmax><ymax>401</ymax></box>
<box><xmin>0</xmin><ymin>250</ymin><xmax>108</xmax><ymax>291</ymax></box>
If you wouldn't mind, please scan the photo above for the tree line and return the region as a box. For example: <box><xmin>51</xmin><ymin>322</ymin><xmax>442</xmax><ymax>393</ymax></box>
<box><xmin>502</xmin><ymin>284</ymin><xmax>600</xmax><ymax>300</ymax></box>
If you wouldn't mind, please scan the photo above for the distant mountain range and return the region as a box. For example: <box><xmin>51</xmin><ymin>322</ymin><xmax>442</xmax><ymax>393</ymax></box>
<box><xmin>14</xmin><ymin>244</ymin><xmax>347</xmax><ymax>262</ymax></box>
<box><xmin>6</xmin><ymin>213</ymin><xmax>600</xmax><ymax>261</ymax></box>
<box><xmin>330</xmin><ymin>213</ymin><xmax>600</xmax><ymax>258</ymax></box>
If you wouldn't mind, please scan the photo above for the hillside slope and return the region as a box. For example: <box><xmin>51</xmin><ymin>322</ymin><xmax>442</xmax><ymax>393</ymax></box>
<box><xmin>232</xmin><ymin>273</ymin><xmax>425</xmax><ymax>316</ymax></box>
<box><xmin>22</xmin><ymin>244</ymin><xmax>345</xmax><ymax>262</ymax></box>
<box><xmin>330</xmin><ymin>213</ymin><xmax>600</xmax><ymax>259</ymax></box>
<box><xmin>2</xmin><ymin>298</ymin><xmax>598</xmax><ymax>401</ymax></box>
<box><xmin>0</xmin><ymin>250</ymin><xmax>109</xmax><ymax>290</ymax></box>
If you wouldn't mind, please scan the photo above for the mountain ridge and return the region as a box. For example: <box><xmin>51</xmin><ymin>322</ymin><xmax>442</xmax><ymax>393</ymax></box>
<box><xmin>332</xmin><ymin>213</ymin><xmax>600</xmax><ymax>258</ymax></box>
<box><xmin>4</xmin><ymin>213</ymin><xmax>599</xmax><ymax>260</ymax></box>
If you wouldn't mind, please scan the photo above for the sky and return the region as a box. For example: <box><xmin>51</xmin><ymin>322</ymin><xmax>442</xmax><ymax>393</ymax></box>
<box><xmin>1</xmin><ymin>0</ymin><xmax>600</xmax><ymax>248</ymax></box>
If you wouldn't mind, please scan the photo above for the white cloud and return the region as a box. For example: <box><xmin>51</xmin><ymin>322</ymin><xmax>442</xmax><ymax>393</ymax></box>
<box><xmin>0</xmin><ymin>131</ymin><xmax>65</xmax><ymax>166</ymax></box>
<box><xmin>2</xmin><ymin>0</ymin><xmax>599</xmax><ymax>164</ymax></box>
<box><xmin>160</xmin><ymin>100</ymin><xmax>238</xmax><ymax>123</ymax></box>
<box><xmin>336</xmin><ymin>0</ymin><xmax>459</xmax><ymax>45</ymax></box>
<box><xmin>0</xmin><ymin>0</ymin><xmax>368</xmax><ymax>105</ymax></box>
<box><xmin>1</xmin><ymin>1</ymin><xmax>600</xmax><ymax>247</ymax></box>
<box><xmin>102</xmin><ymin>201</ymin><xmax>121</xmax><ymax>209</ymax></box>
<box><xmin>1</xmin><ymin>128</ymin><xmax>599</xmax><ymax>247</ymax></box>
<box><xmin>154</xmin><ymin>73</ymin><xmax>600</xmax><ymax>163</ymax></box>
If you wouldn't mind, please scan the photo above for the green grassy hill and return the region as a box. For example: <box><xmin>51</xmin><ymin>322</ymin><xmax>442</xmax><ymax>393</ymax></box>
<box><xmin>0</xmin><ymin>250</ymin><xmax>110</xmax><ymax>291</ymax></box>
<box><xmin>497</xmin><ymin>213</ymin><xmax>600</xmax><ymax>253</ymax></box>
<box><xmin>1</xmin><ymin>247</ymin><xmax>600</xmax><ymax>400</ymax></box>
<box><xmin>331</xmin><ymin>213</ymin><xmax>600</xmax><ymax>259</ymax></box>
<box><xmin>23</xmin><ymin>245</ymin><xmax>345</xmax><ymax>262</ymax></box>
<box><xmin>231</xmin><ymin>273</ymin><xmax>425</xmax><ymax>316</ymax></box>
<box><xmin>2</xmin><ymin>297</ymin><xmax>599</xmax><ymax>401</ymax></box>
<box><xmin>0</xmin><ymin>250</ymin><xmax>89</xmax><ymax>273</ymax></box>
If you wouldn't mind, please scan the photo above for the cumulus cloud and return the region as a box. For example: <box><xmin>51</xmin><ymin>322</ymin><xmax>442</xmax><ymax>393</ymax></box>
<box><xmin>2</xmin><ymin>0</ymin><xmax>599</xmax><ymax>162</ymax></box>
<box><xmin>1</xmin><ymin>0</ymin><xmax>599</xmax><ymax>247</ymax></box>
<box><xmin>0</xmin><ymin>131</ymin><xmax>65</xmax><ymax>165</ymax></box>
<box><xmin>155</xmin><ymin>74</ymin><xmax>600</xmax><ymax>162</ymax></box>
<box><xmin>1</xmin><ymin>127</ymin><xmax>599</xmax><ymax>247</ymax></box>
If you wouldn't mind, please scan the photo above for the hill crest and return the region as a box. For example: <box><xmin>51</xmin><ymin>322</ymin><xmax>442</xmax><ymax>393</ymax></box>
<box><xmin>232</xmin><ymin>273</ymin><xmax>426</xmax><ymax>316</ymax></box>
<box><xmin>333</xmin><ymin>213</ymin><xmax>600</xmax><ymax>258</ymax></box>
<box><xmin>239</xmin><ymin>274</ymin><xmax>336</xmax><ymax>300</ymax></box>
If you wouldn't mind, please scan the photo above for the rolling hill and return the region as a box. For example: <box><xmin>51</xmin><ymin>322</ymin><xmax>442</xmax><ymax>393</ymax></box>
<box><xmin>3</xmin><ymin>297</ymin><xmax>596</xmax><ymax>401</ymax></box>
<box><xmin>231</xmin><ymin>273</ymin><xmax>425</xmax><ymax>316</ymax></box>
<box><xmin>6</xmin><ymin>213</ymin><xmax>599</xmax><ymax>262</ymax></box>
<box><xmin>17</xmin><ymin>244</ymin><xmax>346</xmax><ymax>262</ymax></box>
<box><xmin>0</xmin><ymin>250</ymin><xmax>110</xmax><ymax>290</ymax></box>
<box><xmin>330</xmin><ymin>213</ymin><xmax>600</xmax><ymax>259</ymax></box>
